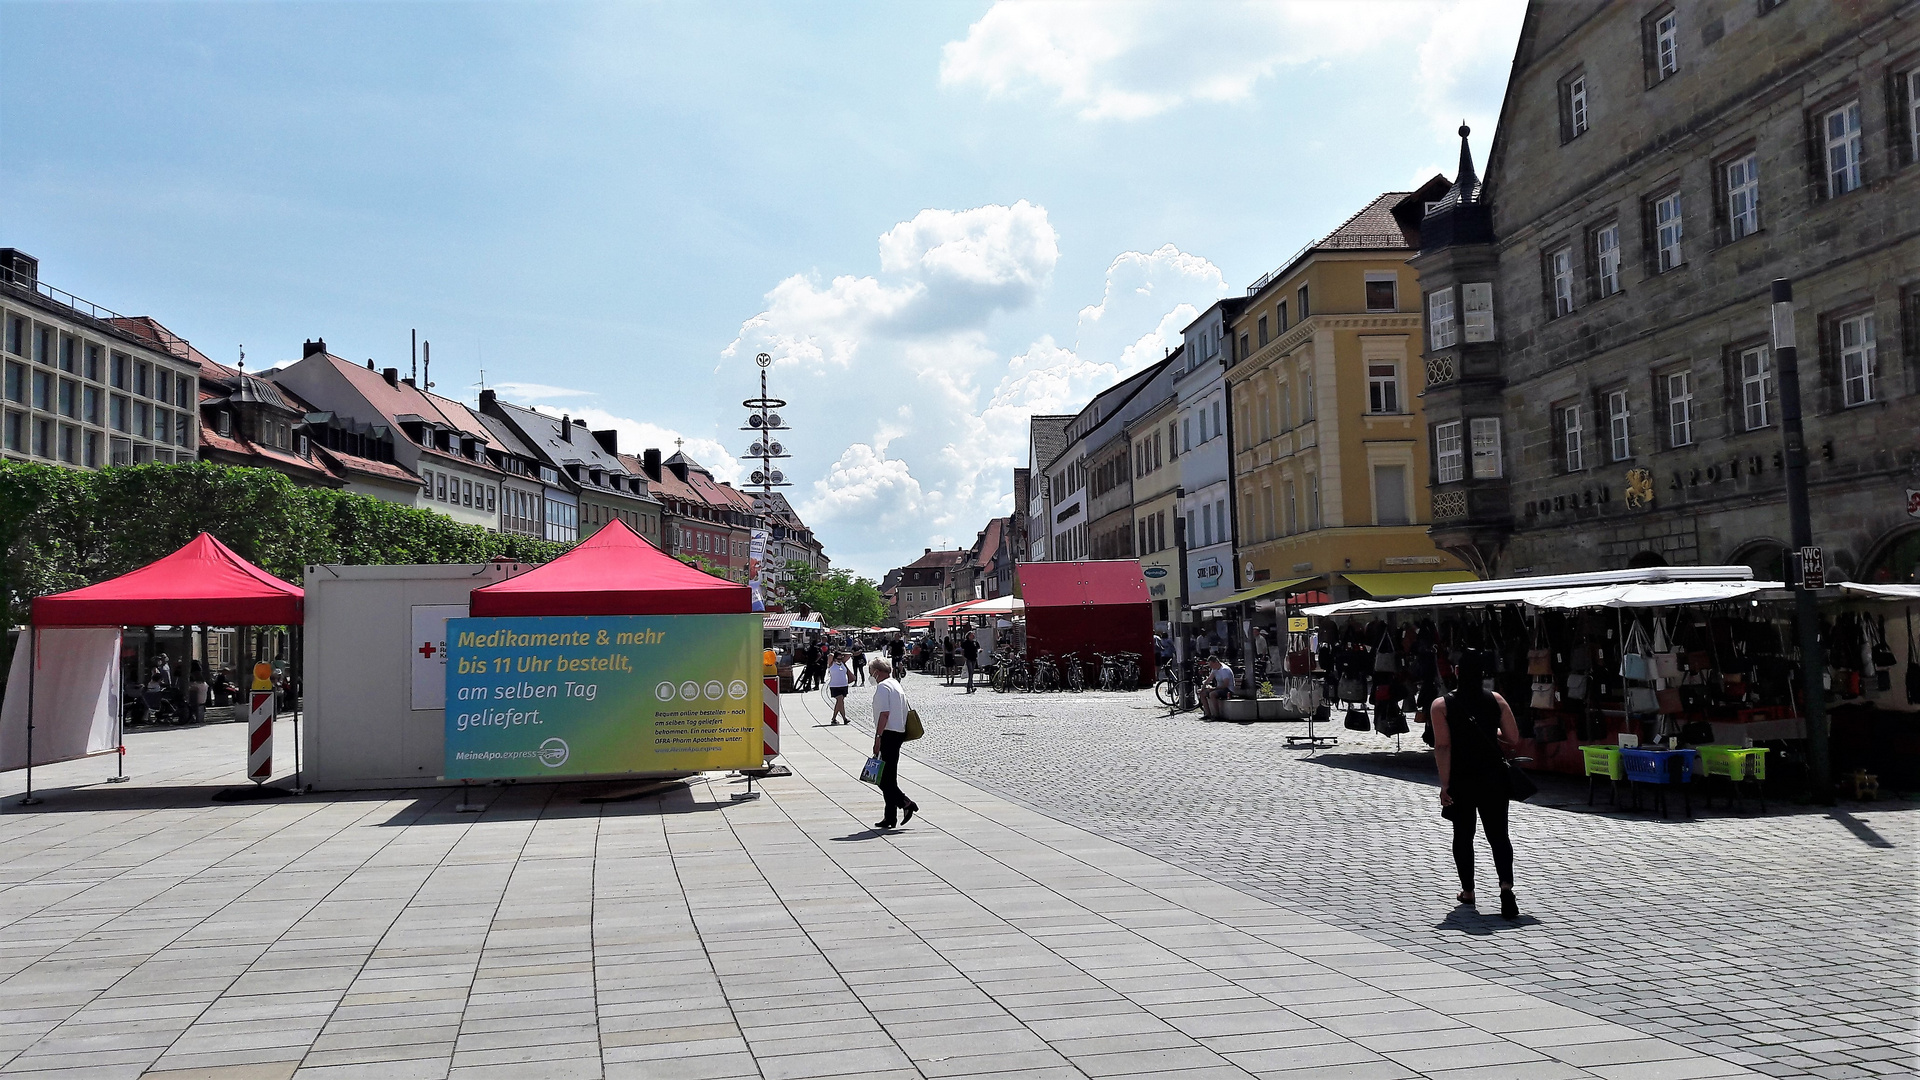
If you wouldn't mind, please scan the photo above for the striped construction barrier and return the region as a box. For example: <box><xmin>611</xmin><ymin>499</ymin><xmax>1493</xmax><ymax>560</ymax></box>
<box><xmin>763</xmin><ymin>674</ymin><xmax>780</xmax><ymax>760</ymax></box>
<box><xmin>247</xmin><ymin>691</ymin><xmax>274</xmax><ymax>784</ymax></box>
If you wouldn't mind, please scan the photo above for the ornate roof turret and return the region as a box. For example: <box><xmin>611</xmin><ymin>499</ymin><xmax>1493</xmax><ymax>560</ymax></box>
<box><xmin>1453</xmin><ymin>123</ymin><xmax>1479</xmax><ymax>205</ymax></box>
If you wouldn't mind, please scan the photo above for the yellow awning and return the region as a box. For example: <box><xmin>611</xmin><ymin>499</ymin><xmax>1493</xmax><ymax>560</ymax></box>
<box><xmin>1202</xmin><ymin>576</ymin><xmax>1316</xmax><ymax>609</ymax></box>
<box><xmin>1339</xmin><ymin>570</ymin><xmax>1479</xmax><ymax>598</ymax></box>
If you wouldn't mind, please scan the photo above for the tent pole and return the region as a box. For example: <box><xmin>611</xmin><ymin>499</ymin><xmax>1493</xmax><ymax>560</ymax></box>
<box><xmin>109</xmin><ymin>628</ymin><xmax>128</xmax><ymax>783</ymax></box>
<box><xmin>20</xmin><ymin>627</ymin><xmax>40</xmax><ymax>806</ymax></box>
<box><xmin>292</xmin><ymin>624</ymin><xmax>303</xmax><ymax>794</ymax></box>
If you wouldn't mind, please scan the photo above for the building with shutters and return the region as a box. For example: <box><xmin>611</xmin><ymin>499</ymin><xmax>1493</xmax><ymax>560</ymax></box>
<box><xmin>1225</xmin><ymin>191</ymin><xmax>1468</xmax><ymax>591</ymax></box>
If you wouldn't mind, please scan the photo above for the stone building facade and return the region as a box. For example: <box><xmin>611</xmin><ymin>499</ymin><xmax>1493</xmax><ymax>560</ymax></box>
<box><xmin>1417</xmin><ymin>0</ymin><xmax>1920</xmax><ymax>584</ymax></box>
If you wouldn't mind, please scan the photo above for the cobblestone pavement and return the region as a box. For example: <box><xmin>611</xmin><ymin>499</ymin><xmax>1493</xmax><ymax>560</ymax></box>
<box><xmin>841</xmin><ymin>676</ymin><xmax>1919</xmax><ymax>1079</ymax></box>
<box><xmin>2</xmin><ymin>708</ymin><xmax>1785</xmax><ymax>1080</ymax></box>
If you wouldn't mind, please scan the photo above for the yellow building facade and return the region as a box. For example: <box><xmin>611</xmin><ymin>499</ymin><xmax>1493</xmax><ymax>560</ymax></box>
<box><xmin>1226</xmin><ymin>189</ymin><xmax>1467</xmax><ymax>590</ymax></box>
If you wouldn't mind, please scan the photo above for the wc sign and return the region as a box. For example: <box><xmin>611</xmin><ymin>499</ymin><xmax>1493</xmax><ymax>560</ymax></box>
<box><xmin>1907</xmin><ymin>488</ymin><xmax>1920</xmax><ymax>519</ymax></box>
<box><xmin>411</xmin><ymin>605</ymin><xmax>469</xmax><ymax>710</ymax></box>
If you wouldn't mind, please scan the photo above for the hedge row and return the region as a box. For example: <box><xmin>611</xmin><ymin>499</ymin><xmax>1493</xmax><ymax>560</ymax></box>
<box><xmin>0</xmin><ymin>460</ymin><xmax>573</xmax><ymax>631</ymax></box>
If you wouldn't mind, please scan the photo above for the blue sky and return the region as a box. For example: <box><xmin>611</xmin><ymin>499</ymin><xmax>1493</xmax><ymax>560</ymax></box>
<box><xmin>4</xmin><ymin>0</ymin><xmax>1524</xmax><ymax>579</ymax></box>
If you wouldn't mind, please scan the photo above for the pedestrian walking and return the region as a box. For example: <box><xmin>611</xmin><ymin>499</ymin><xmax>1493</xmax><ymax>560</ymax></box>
<box><xmin>187</xmin><ymin>660</ymin><xmax>209</xmax><ymax>724</ymax></box>
<box><xmin>1431</xmin><ymin>649</ymin><xmax>1523</xmax><ymax>920</ymax></box>
<box><xmin>851</xmin><ymin>647</ymin><xmax>866</xmax><ymax>686</ymax></box>
<box><xmin>826</xmin><ymin>652</ymin><xmax>851</xmax><ymax>724</ymax></box>
<box><xmin>943</xmin><ymin>636</ymin><xmax>957</xmax><ymax>685</ymax></box>
<box><xmin>867</xmin><ymin>658</ymin><xmax>918</xmax><ymax>830</ymax></box>
<box><xmin>888</xmin><ymin>635</ymin><xmax>906</xmax><ymax>681</ymax></box>
<box><xmin>962</xmin><ymin>631</ymin><xmax>981</xmax><ymax>693</ymax></box>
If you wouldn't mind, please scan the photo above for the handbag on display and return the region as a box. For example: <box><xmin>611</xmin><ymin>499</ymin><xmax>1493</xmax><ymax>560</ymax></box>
<box><xmin>1373</xmin><ymin>701</ymin><xmax>1408</xmax><ymax>737</ymax></box>
<box><xmin>1907</xmin><ymin>609</ymin><xmax>1920</xmax><ymax>705</ymax></box>
<box><xmin>858</xmin><ymin>756</ymin><xmax>886</xmax><ymax>786</ymax></box>
<box><xmin>1649</xmin><ymin>618</ymin><xmax>1682</xmax><ymax>680</ymax></box>
<box><xmin>1529</xmin><ymin>681</ymin><xmax>1557</xmax><ymax>710</ymax></box>
<box><xmin>1565</xmin><ymin>672</ymin><xmax>1589</xmax><ymax>702</ymax></box>
<box><xmin>1344</xmin><ymin>707</ymin><xmax>1371</xmax><ymax>731</ymax></box>
<box><xmin>1338</xmin><ymin>676</ymin><xmax>1366</xmax><ymax>703</ymax></box>
<box><xmin>1687</xmin><ymin>649</ymin><xmax>1713</xmax><ymax>672</ymax></box>
<box><xmin>1680</xmin><ymin>719</ymin><xmax>1715</xmax><ymax>744</ymax></box>
<box><xmin>1314</xmin><ymin>701</ymin><xmax>1332</xmax><ymax>726</ymax></box>
<box><xmin>1526</xmin><ymin>621</ymin><xmax>1552</xmax><ymax>675</ymax></box>
<box><xmin>1619</xmin><ymin>621</ymin><xmax>1652</xmax><ymax>681</ymax></box>
<box><xmin>1626</xmin><ymin>685</ymin><xmax>1659</xmax><ymax>714</ymax></box>
<box><xmin>1655</xmin><ymin>686</ymin><xmax>1683</xmax><ymax>714</ymax></box>
<box><xmin>1373</xmin><ymin>629</ymin><xmax>1398</xmax><ymax>673</ymax></box>
<box><xmin>1287</xmin><ymin>650</ymin><xmax>1312</xmax><ymax>675</ymax></box>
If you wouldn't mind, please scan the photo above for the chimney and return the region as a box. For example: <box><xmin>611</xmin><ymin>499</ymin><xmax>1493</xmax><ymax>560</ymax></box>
<box><xmin>306</xmin><ymin>339</ymin><xmax>328</xmax><ymax>358</ymax></box>
<box><xmin>642</xmin><ymin>448</ymin><xmax>661</xmax><ymax>481</ymax></box>
<box><xmin>479</xmin><ymin>388</ymin><xmax>495</xmax><ymax>413</ymax></box>
<box><xmin>382</xmin><ymin>367</ymin><xmax>399</xmax><ymax>387</ymax></box>
<box><xmin>559</xmin><ymin>414</ymin><xmax>572</xmax><ymax>441</ymax></box>
<box><xmin>402</xmin><ymin>376</ymin><xmax>415</xmax><ymax>387</ymax></box>
<box><xmin>364</xmin><ymin>358</ymin><xmax>374</xmax><ymax>370</ymax></box>
<box><xmin>925</xmin><ymin>547</ymin><xmax>932</xmax><ymax>555</ymax></box>
<box><xmin>592</xmin><ymin>429</ymin><xmax>618</xmax><ymax>455</ymax></box>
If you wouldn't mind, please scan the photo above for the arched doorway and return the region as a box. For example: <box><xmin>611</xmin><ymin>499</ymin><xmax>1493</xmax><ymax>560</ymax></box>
<box><xmin>1860</xmin><ymin>525</ymin><xmax>1920</xmax><ymax>584</ymax></box>
<box><xmin>1625</xmin><ymin>550</ymin><xmax>1668</xmax><ymax>569</ymax></box>
<box><xmin>1728</xmin><ymin>538</ymin><xmax>1787</xmax><ymax>581</ymax></box>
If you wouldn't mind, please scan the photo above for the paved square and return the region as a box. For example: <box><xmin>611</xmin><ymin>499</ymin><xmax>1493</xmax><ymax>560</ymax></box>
<box><xmin>0</xmin><ymin>686</ymin><xmax>1909</xmax><ymax>1080</ymax></box>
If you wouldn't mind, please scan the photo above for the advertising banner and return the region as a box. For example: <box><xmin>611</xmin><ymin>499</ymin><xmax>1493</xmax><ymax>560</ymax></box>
<box><xmin>748</xmin><ymin>529</ymin><xmax>768</xmax><ymax>612</ymax></box>
<box><xmin>411</xmin><ymin>604</ymin><xmax>467</xmax><ymax>710</ymax></box>
<box><xmin>444</xmin><ymin>614</ymin><xmax>763</xmax><ymax>779</ymax></box>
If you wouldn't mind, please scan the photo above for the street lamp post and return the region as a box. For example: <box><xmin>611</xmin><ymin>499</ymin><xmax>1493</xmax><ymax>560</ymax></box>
<box><xmin>1173</xmin><ymin>489</ymin><xmax>1195</xmax><ymax>711</ymax></box>
<box><xmin>1769</xmin><ymin>278</ymin><xmax>1831</xmax><ymax>804</ymax></box>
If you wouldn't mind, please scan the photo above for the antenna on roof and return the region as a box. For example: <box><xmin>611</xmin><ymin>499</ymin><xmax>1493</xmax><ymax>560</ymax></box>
<box><xmin>410</xmin><ymin>329</ymin><xmax>417</xmax><ymax>383</ymax></box>
<box><xmin>423</xmin><ymin>340</ymin><xmax>432</xmax><ymax>391</ymax></box>
<box><xmin>473</xmin><ymin>366</ymin><xmax>486</xmax><ymax>393</ymax></box>
<box><xmin>237</xmin><ymin>345</ymin><xmax>245</xmax><ymax>372</ymax></box>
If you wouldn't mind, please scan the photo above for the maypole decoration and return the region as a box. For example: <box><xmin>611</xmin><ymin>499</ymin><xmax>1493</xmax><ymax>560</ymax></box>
<box><xmin>742</xmin><ymin>352</ymin><xmax>791</xmax><ymax>612</ymax></box>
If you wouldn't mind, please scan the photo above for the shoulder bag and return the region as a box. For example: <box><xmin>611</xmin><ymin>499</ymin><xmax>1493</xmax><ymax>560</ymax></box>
<box><xmin>1529</xmin><ymin>680</ymin><xmax>1557</xmax><ymax>710</ymax></box>
<box><xmin>1373</xmin><ymin>628</ymin><xmax>1398</xmax><ymax>673</ymax></box>
<box><xmin>1619</xmin><ymin>621</ymin><xmax>1652</xmax><ymax>682</ymax></box>
<box><xmin>1526</xmin><ymin>620</ymin><xmax>1553</xmax><ymax>676</ymax></box>
<box><xmin>904</xmin><ymin>708</ymin><xmax>924</xmax><ymax>741</ymax></box>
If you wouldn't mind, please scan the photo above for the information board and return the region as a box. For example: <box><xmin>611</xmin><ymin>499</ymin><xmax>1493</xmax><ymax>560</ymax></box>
<box><xmin>443</xmin><ymin>614</ymin><xmax>763</xmax><ymax>779</ymax></box>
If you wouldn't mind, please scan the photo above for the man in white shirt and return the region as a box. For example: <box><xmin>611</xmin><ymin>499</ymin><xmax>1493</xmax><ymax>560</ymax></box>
<box><xmin>868</xmin><ymin>658</ymin><xmax>918</xmax><ymax>830</ymax></box>
<box><xmin>1201</xmin><ymin>656</ymin><xmax>1235</xmax><ymax>718</ymax></box>
<box><xmin>826</xmin><ymin>653</ymin><xmax>851</xmax><ymax>725</ymax></box>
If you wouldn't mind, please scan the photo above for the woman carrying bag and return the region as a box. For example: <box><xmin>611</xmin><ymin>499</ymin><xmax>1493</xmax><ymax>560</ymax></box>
<box><xmin>867</xmin><ymin>658</ymin><xmax>919</xmax><ymax>830</ymax></box>
<box><xmin>1431</xmin><ymin>649</ymin><xmax>1525</xmax><ymax>920</ymax></box>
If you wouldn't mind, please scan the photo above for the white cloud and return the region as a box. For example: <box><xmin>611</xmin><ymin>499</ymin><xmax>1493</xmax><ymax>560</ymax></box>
<box><xmin>941</xmin><ymin>0</ymin><xmax>1524</xmax><ymax>136</ymax></box>
<box><xmin>491</xmin><ymin>381</ymin><xmax>591</xmax><ymax>401</ymax></box>
<box><xmin>721</xmin><ymin>200</ymin><xmax>1058</xmax><ymax>373</ymax></box>
<box><xmin>532</xmin><ymin>404</ymin><xmax>744</xmax><ymax>486</ymax></box>
<box><xmin>719</xmin><ymin>201</ymin><xmax>1226</xmax><ymax>578</ymax></box>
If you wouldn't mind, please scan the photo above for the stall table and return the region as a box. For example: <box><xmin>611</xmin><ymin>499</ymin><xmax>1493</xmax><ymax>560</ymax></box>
<box><xmin>1620</xmin><ymin>746</ymin><xmax>1698</xmax><ymax>817</ymax></box>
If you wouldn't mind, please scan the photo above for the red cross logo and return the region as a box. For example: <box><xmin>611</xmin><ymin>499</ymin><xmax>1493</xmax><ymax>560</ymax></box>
<box><xmin>418</xmin><ymin>642</ymin><xmax>437</xmax><ymax>659</ymax></box>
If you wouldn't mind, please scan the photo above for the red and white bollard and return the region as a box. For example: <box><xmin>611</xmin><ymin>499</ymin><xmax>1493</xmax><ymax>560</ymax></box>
<box><xmin>762</xmin><ymin>672</ymin><xmax>780</xmax><ymax>762</ymax></box>
<box><xmin>247</xmin><ymin>690</ymin><xmax>274</xmax><ymax>784</ymax></box>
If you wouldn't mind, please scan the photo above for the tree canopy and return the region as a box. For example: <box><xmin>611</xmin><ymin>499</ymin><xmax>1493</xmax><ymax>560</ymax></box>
<box><xmin>779</xmin><ymin>560</ymin><xmax>886</xmax><ymax>628</ymax></box>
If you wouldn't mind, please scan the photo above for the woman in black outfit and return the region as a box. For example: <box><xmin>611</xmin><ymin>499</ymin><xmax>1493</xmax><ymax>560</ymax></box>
<box><xmin>1430</xmin><ymin>649</ymin><xmax>1523</xmax><ymax>919</ymax></box>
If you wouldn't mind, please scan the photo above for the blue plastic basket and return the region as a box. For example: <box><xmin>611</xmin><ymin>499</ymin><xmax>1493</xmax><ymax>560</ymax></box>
<box><xmin>1620</xmin><ymin>747</ymin><xmax>1696</xmax><ymax>785</ymax></box>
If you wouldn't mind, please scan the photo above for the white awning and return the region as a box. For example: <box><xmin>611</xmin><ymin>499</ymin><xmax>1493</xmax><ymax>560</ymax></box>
<box><xmin>1302</xmin><ymin>579</ymin><xmax>1785</xmax><ymax>617</ymax></box>
<box><xmin>967</xmin><ymin>595</ymin><xmax>1026</xmax><ymax>614</ymax></box>
<box><xmin>1837</xmin><ymin>583</ymin><xmax>1920</xmax><ymax>601</ymax></box>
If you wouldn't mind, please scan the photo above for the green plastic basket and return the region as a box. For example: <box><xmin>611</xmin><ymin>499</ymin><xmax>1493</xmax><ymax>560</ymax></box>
<box><xmin>1581</xmin><ymin>744</ymin><xmax>1625</xmax><ymax>780</ymax></box>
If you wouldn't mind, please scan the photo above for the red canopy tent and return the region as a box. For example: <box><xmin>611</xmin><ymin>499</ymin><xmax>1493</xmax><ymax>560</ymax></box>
<box><xmin>32</xmin><ymin>532</ymin><xmax>304</xmax><ymax>627</ymax></box>
<box><xmin>12</xmin><ymin>533</ymin><xmax>305</xmax><ymax>802</ymax></box>
<box><xmin>469</xmin><ymin>519</ymin><xmax>749</xmax><ymax>617</ymax></box>
<box><xmin>1016</xmin><ymin>560</ymin><xmax>1154</xmax><ymax>687</ymax></box>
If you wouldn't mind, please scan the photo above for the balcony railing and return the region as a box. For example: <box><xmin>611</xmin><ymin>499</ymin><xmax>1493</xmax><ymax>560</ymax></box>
<box><xmin>0</xmin><ymin>273</ymin><xmax>194</xmax><ymax>359</ymax></box>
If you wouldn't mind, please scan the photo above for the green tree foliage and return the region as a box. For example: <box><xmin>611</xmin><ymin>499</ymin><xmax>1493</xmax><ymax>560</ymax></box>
<box><xmin>779</xmin><ymin>560</ymin><xmax>887</xmax><ymax>628</ymax></box>
<box><xmin>0</xmin><ymin>460</ymin><xmax>572</xmax><ymax>631</ymax></box>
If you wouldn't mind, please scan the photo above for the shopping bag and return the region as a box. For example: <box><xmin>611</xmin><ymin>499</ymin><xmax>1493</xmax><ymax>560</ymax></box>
<box><xmin>858</xmin><ymin>756</ymin><xmax>885</xmax><ymax>786</ymax></box>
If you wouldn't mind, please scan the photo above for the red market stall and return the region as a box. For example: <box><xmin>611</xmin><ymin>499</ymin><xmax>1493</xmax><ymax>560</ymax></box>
<box><xmin>469</xmin><ymin>520</ymin><xmax>749</xmax><ymax>616</ymax></box>
<box><xmin>9</xmin><ymin>533</ymin><xmax>304</xmax><ymax>802</ymax></box>
<box><xmin>1017</xmin><ymin>560</ymin><xmax>1154</xmax><ymax>687</ymax></box>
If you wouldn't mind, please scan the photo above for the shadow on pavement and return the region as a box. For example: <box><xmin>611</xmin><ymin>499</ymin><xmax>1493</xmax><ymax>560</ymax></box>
<box><xmin>830</xmin><ymin>828</ymin><xmax>892</xmax><ymax>842</ymax></box>
<box><xmin>1434</xmin><ymin>904</ymin><xmax>1542</xmax><ymax>934</ymax></box>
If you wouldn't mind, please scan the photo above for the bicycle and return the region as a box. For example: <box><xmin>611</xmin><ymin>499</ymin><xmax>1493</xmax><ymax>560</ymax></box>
<box><xmin>1153</xmin><ymin>667</ymin><xmax>1179</xmax><ymax>706</ymax></box>
<box><xmin>1061</xmin><ymin>652</ymin><xmax>1085</xmax><ymax>692</ymax></box>
<box><xmin>1029</xmin><ymin>655</ymin><xmax>1058</xmax><ymax>692</ymax></box>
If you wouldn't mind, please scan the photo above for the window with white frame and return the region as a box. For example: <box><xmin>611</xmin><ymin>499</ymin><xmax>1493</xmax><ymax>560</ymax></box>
<box><xmin>1726</xmin><ymin>154</ymin><xmax>1760</xmax><ymax>239</ymax></box>
<box><xmin>1655</xmin><ymin>191</ymin><xmax>1684</xmax><ymax>271</ymax></box>
<box><xmin>1594</xmin><ymin>224</ymin><xmax>1621</xmax><ymax>298</ymax></box>
<box><xmin>1367</xmin><ymin>362</ymin><xmax>1400</xmax><ymax>413</ymax></box>
<box><xmin>1462</xmin><ymin>282</ymin><xmax>1496</xmax><ymax>342</ymax></box>
<box><xmin>1608</xmin><ymin>389</ymin><xmax>1632</xmax><ymax>461</ymax></box>
<box><xmin>1565</xmin><ymin>74</ymin><xmax>1588</xmax><ymax>139</ymax></box>
<box><xmin>1825</xmin><ymin>101</ymin><xmax>1863</xmax><ymax>196</ymax></box>
<box><xmin>1909</xmin><ymin>70</ymin><xmax>1920</xmax><ymax>163</ymax></box>
<box><xmin>1428</xmin><ymin>288</ymin><xmax>1457</xmax><ymax>349</ymax></box>
<box><xmin>1667</xmin><ymin>369</ymin><xmax>1694</xmax><ymax>446</ymax></box>
<box><xmin>1550</xmin><ymin>247</ymin><xmax>1576</xmax><ymax>316</ymax></box>
<box><xmin>1740</xmin><ymin>346</ymin><xmax>1773</xmax><ymax>430</ymax></box>
<box><xmin>1435</xmin><ymin>421</ymin><xmax>1464</xmax><ymax>483</ymax></box>
<box><xmin>1655</xmin><ymin>10</ymin><xmax>1679</xmax><ymax>79</ymax></box>
<box><xmin>1470</xmin><ymin>418</ymin><xmax>1503</xmax><ymax>479</ymax></box>
<box><xmin>1839</xmin><ymin>312</ymin><xmax>1876</xmax><ymax>406</ymax></box>
<box><xmin>1559</xmin><ymin>403</ymin><xmax>1585</xmax><ymax>472</ymax></box>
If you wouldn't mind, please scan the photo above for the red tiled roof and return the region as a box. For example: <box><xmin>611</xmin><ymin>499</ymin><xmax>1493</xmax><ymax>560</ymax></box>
<box><xmin>1315</xmin><ymin>191</ymin><xmax>1418</xmax><ymax>251</ymax></box>
<box><xmin>200</xmin><ymin>427</ymin><xmax>340</xmax><ymax>482</ymax></box>
<box><xmin>314</xmin><ymin>356</ymin><xmax>505</xmax><ymax>475</ymax></box>
<box><xmin>317</xmin><ymin>444</ymin><xmax>422</xmax><ymax>486</ymax></box>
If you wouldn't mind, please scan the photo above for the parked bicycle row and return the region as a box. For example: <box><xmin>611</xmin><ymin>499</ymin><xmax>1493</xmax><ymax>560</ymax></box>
<box><xmin>988</xmin><ymin>651</ymin><xmax>1142</xmax><ymax>692</ymax></box>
